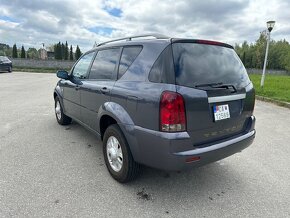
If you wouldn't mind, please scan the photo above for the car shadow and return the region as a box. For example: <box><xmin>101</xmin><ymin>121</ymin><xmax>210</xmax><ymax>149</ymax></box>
<box><xmin>57</xmin><ymin>120</ymin><xmax>247</xmax><ymax>205</ymax></box>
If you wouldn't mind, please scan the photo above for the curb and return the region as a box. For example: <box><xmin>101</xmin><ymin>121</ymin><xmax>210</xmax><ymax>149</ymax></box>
<box><xmin>256</xmin><ymin>95</ymin><xmax>290</xmax><ymax>109</ymax></box>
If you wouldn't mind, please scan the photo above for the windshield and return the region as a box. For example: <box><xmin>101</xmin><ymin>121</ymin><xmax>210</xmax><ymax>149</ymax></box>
<box><xmin>172</xmin><ymin>43</ymin><xmax>250</xmax><ymax>89</ymax></box>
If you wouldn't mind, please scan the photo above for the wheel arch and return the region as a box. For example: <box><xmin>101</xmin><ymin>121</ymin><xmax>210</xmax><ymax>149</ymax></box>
<box><xmin>98</xmin><ymin>102</ymin><xmax>140</xmax><ymax>161</ymax></box>
<box><xmin>53</xmin><ymin>87</ymin><xmax>65</xmax><ymax>114</ymax></box>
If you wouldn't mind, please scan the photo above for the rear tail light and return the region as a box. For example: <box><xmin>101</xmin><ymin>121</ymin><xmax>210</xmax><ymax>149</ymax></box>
<box><xmin>160</xmin><ymin>91</ymin><xmax>186</xmax><ymax>132</ymax></box>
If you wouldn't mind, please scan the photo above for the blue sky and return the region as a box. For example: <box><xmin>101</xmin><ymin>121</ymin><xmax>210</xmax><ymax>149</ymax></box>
<box><xmin>0</xmin><ymin>0</ymin><xmax>289</xmax><ymax>52</ymax></box>
<box><xmin>105</xmin><ymin>7</ymin><xmax>122</xmax><ymax>17</ymax></box>
<box><xmin>0</xmin><ymin>16</ymin><xmax>18</xmax><ymax>22</ymax></box>
<box><xmin>88</xmin><ymin>27</ymin><xmax>115</xmax><ymax>35</ymax></box>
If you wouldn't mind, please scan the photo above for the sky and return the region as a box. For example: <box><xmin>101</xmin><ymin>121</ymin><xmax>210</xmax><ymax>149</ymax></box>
<box><xmin>0</xmin><ymin>0</ymin><xmax>289</xmax><ymax>52</ymax></box>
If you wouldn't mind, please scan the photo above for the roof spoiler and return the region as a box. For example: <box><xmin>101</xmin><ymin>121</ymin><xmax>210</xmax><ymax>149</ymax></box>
<box><xmin>171</xmin><ymin>39</ymin><xmax>233</xmax><ymax>49</ymax></box>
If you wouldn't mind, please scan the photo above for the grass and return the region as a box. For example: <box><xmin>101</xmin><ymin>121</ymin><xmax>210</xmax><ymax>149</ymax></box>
<box><xmin>249</xmin><ymin>74</ymin><xmax>290</xmax><ymax>103</ymax></box>
<box><xmin>13</xmin><ymin>67</ymin><xmax>70</xmax><ymax>74</ymax></box>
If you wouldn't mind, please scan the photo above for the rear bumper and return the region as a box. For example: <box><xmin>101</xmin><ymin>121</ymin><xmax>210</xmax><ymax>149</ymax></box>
<box><xmin>123</xmin><ymin>116</ymin><xmax>256</xmax><ymax>171</ymax></box>
<box><xmin>173</xmin><ymin>130</ymin><xmax>255</xmax><ymax>170</ymax></box>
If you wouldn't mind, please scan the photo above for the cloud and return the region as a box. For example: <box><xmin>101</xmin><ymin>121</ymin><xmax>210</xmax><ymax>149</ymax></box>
<box><xmin>0</xmin><ymin>0</ymin><xmax>289</xmax><ymax>52</ymax></box>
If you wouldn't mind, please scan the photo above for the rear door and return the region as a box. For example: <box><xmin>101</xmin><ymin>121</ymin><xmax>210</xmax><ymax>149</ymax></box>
<box><xmin>80</xmin><ymin>48</ymin><xmax>121</xmax><ymax>131</ymax></box>
<box><xmin>172</xmin><ymin>41</ymin><xmax>255</xmax><ymax>147</ymax></box>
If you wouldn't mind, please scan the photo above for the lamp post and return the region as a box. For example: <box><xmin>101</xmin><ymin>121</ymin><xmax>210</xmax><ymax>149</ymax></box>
<box><xmin>260</xmin><ymin>21</ymin><xmax>275</xmax><ymax>88</ymax></box>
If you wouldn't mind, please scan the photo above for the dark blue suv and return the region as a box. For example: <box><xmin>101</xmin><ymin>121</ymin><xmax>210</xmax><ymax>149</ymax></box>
<box><xmin>54</xmin><ymin>34</ymin><xmax>256</xmax><ymax>182</ymax></box>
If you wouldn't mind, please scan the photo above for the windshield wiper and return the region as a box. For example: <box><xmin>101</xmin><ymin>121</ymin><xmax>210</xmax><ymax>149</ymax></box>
<box><xmin>194</xmin><ymin>82</ymin><xmax>223</xmax><ymax>88</ymax></box>
<box><xmin>194</xmin><ymin>82</ymin><xmax>237</xmax><ymax>93</ymax></box>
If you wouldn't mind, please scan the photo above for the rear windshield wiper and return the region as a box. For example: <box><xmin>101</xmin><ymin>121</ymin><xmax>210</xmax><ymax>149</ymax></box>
<box><xmin>194</xmin><ymin>82</ymin><xmax>237</xmax><ymax>93</ymax></box>
<box><xmin>194</xmin><ymin>82</ymin><xmax>223</xmax><ymax>88</ymax></box>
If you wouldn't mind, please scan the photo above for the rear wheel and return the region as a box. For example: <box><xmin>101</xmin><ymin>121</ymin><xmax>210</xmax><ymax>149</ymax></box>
<box><xmin>54</xmin><ymin>96</ymin><xmax>72</xmax><ymax>125</ymax></box>
<box><xmin>103</xmin><ymin>124</ymin><xmax>140</xmax><ymax>183</ymax></box>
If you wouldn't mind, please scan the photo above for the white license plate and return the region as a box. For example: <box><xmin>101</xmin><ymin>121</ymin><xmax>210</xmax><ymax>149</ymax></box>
<box><xmin>213</xmin><ymin>104</ymin><xmax>230</xmax><ymax>121</ymax></box>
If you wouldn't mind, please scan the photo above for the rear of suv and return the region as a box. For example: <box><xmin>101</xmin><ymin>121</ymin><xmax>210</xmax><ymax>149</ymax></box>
<box><xmin>54</xmin><ymin>34</ymin><xmax>255</xmax><ymax>183</ymax></box>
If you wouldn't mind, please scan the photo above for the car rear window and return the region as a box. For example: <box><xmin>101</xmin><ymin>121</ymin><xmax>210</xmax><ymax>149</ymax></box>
<box><xmin>172</xmin><ymin>43</ymin><xmax>250</xmax><ymax>89</ymax></box>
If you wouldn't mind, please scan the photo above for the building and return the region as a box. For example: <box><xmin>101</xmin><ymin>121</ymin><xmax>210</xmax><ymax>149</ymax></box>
<box><xmin>39</xmin><ymin>48</ymin><xmax>47</xmax><ymax>60</ymax></box>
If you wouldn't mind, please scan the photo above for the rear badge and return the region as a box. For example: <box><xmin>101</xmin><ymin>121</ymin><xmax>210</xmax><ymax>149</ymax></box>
<box><xmin>213</xmin><ymin>104</ymin><xmax>230</xmax><ymax>121</ymax></box>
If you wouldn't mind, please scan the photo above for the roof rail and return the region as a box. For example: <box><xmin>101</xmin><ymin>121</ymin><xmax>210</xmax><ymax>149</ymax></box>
<box><xmin>97</xmin><ymin>33</ymin><xmax>169</xmax><ymax>47</ymax></box>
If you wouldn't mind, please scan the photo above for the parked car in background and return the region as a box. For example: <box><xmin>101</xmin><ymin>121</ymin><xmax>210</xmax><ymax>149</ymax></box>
<box><xmin>0</xmin><ymin>56</ymin><xmax>12</xmax><ymax>73</ymax></box>
<box><xmin>53</xmin><ymin>34</ymin><xmax>256</xmax><ymax>183</ymax></box>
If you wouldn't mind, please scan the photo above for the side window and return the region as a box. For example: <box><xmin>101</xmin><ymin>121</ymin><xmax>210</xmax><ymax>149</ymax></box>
<box><xmin>89</xmin><ymin>48</ymin><xmax>120</xmax><ymax>80</ymax></box>
<box><xmin>118</xmin><ymin>46</ymin><xmax>142</xmax><ymax>79</ymax></box>
<box><xmin>72</xmin><ymin>52</ymin><xmax>95</xmax><ymax>79</ymax></box>
<box><xmin>148</xmin><ymin>45</ymin><xmax>175</xmax><ymax>84</ymax></box>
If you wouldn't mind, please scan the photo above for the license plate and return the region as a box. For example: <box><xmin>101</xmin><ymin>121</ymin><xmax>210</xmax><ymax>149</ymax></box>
<box><xmin>213</xmin><ymin>104</ymin><xmax>230</xmax><ymax>121</ymax></box>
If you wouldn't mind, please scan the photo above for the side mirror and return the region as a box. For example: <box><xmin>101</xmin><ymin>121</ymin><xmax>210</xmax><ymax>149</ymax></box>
<box><xmin>56</xmin><ymin>70</ymin><xmax>69</xmax><ymax>80</ymax></box>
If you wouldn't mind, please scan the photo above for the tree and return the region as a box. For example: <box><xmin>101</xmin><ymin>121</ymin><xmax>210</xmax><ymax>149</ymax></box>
<box><xmin>75</xmin><ymin>45</ymin><xmax>82</xmax><ymax>60</ymax></box>
<box><xmin>285</xmin><ymin>51</ymin><xmax>290</xmax><ymax>71</ymax></box>
<box><xmin>64</xmin><ymin>41</ymin><xmax>69</xmax><ymax>60</ymax></box>
<box><xmin>242</xmin><ymin>51</ymin><xmax>246</xmax><ymax>65</ymax></box>
<box><xmin>0</xmin><ymin>43</ymin><xmax>12</xmax><ymax>56</ymax></box>
<box><xmin>54</xmin><ymin>42</ymin><xmax>62</xmax><ymax>60</ymax></box>
<box><xmin>255</xmin><ymin>34</ymin><xmax>267</xmax><ymax>68</ymax></box>
<box><xmin>12</xmin><ymin>44</ymin><xmax>18</xmax><ymax>58</ymax></box>
<box><xmin>27</xmin><ymin>48</ymin><xmax>39</xmax><ymax>59</ymax></box>
<box><xmin>69</xmin><ymin>45</ymin><xmax>73</xmax><ymax>60</ymax></box>
<box><xmin>21</xmin><ymin>46</ymin><xmax>26</xmax><ymax>58</ymax></box>
<box><xmin>235</xmin><ymin>36</ymin><xmax>290</xmax><ymax>71</ymax></box>
<box><xmin>61</xmin><ymin>43</ymin><xmax>65</xmax><ymax>60</ymax></box>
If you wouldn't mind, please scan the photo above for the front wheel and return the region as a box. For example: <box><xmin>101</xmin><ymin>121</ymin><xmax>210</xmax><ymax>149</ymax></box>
<box><xmin>54</xmin><ymin>96</ymin><xmax>72</xmax><ymax>125</ymax></box>
<box><xmin>8</xmin><ymin>66</ymin><xmax>12</xmax><ymax>73</ymax></box>
<box><xmin>103</xmin><ymin>124</ymin><xmax>141</xmax><ymax>183</ymax></box>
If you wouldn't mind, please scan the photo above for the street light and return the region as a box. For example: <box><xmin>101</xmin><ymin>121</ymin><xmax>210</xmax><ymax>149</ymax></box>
<box><xmin>260</xmin><ymin>20</ymin><xmax>275</xmax><ymax>88</ymax></box>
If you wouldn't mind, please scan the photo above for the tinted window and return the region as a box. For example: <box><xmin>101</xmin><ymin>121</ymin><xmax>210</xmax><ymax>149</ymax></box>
<box><xmin>172</xmin><ymin>43</ymin><xmax>250</xmax><ymax>89</ymax></box>
<box><xmin>118</xmin><ymin>46</ymin><xmax>142</xmax><ymax>79</ymax></box>
<box><xmin>148</xmin><ymin>45</ymin><xmax>175</xmax><ymax>84</ymax></box>
<box><xmin>72</xmin><ymin>52</ymin><xmax>95</xmax><ymax>79</ymax></box>
<box><xmin>89</xmin><ymin>48</ymin><xmax>120</xmax><ymax>80</ymax></box>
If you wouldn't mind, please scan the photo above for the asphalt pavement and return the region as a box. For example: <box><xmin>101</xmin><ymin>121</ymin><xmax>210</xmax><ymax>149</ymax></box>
<box><xmin>0</xmin><ymin>72</ymin><xmax>289</xmax><ymax>217</ymax></box>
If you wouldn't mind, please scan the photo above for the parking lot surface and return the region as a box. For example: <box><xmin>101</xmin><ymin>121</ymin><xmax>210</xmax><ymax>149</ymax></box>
<box><xmin>0</xmin><ymin>72</ymin><xmax>290</xmax><ymax>217</ymax></box>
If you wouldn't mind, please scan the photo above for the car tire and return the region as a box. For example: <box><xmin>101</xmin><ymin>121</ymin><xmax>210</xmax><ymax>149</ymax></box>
<box><xmin>54</xmin><ymin>96</ymin><xmax>72</xmax><ymax>125</ymax></box>
<box><xmin>8</xmin><ymin>66</ymin><xmax>12</xmax><ymax>73</ymax></box>
<box><xmin>103</xmin><ymin>124</ymin><xmax>141</xmax><ymax>183</ymax></box>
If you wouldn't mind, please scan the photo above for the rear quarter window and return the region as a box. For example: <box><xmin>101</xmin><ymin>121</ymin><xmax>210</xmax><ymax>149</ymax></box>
<box><xmin>148</xmin><ymin>45</ymin><xmax>175</xmax><ymax>84</ymax></box>
<box><xmin>118</xmin><ymin>46</ymin><xmax>142</xmax><ymax>79</ymax></box>
<box><xmin>172</xmin><ymin>43</ymin><xmax>250</xmax><ymax>89</ymax></box>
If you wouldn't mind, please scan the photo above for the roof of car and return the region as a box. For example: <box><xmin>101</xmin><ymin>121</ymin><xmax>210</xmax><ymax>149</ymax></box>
<box><xmin>94</xmin><ymin>34</ymin><xmax>233</xmax><ymax>50</ymax></box>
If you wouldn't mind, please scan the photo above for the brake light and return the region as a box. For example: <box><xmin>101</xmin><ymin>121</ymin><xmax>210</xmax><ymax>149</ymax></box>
<box><xmin>195</xmin><ymin>39</ymin><xmax>233</xmax><ymax>48</ymax></box>
<box><xmin>160</xmin><ymin>91</ymin><xmax>186</xmax><ymax>132</ymax></box>
<box><xmin>196</xmin><ymin>40</ymin><xmax>223</xmax><ymax>46</ymax></box>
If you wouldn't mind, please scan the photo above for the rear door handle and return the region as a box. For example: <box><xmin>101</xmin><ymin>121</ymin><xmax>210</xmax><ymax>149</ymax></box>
<box><xmin>100</xmin><ymin>87</ymin><xmax>109</xmax><ymax>94</ymax></box>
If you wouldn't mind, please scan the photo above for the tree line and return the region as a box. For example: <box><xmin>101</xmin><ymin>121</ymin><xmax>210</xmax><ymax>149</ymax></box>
<box><xmin>0</xmin><ymin>42</ymin><xmax>82</xmax><ymax>61</ymax></box>
<box><xmin>53</xmin><ymin>41</ymin><xmax>82</xmax><ymax>60</ymax></box>
<box><xmin>235</xmin><ymin>34</ymin><xmax>290</xmax><ymax>71</ymax></box>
